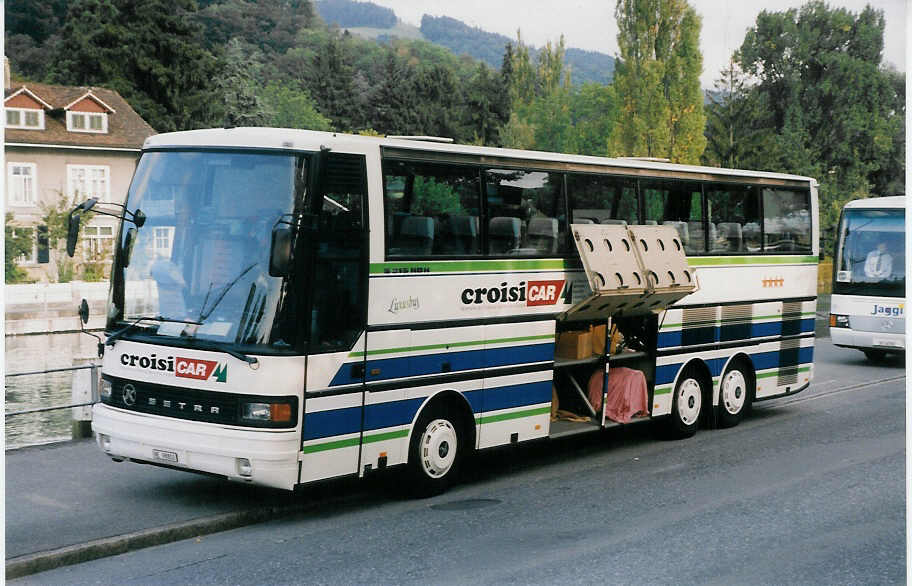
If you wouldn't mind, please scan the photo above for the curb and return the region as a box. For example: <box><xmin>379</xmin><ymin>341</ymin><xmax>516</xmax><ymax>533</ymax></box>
<box><xmin>5</xmin><ymin>479</ymin><xmax>377</xmax><ymax>580</ymax></box>
<box><xmin>5</xmin><ymin>506</ymin><xmax>298</xmax><ymax>579</ymax></box>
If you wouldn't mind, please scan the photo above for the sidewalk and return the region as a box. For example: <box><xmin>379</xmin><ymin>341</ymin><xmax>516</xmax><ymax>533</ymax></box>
<box><xmin>4</xmin><ymin>439</ymin><xmax>367</xmax><ymax>578</ymax></box>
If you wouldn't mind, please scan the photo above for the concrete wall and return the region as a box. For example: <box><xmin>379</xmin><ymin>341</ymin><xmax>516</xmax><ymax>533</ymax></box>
<box><xmin>5</xmin><ymin>281</ymin><xmax>109</xmax><ymax>335</ymax></box>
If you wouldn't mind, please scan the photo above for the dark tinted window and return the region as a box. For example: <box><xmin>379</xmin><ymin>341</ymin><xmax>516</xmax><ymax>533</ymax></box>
<box><xmin>567</xmin><ymin>174</ymin><xmax>637</xmax><ymax>226</ymax></box>
<box><xmin>484</xmin><ymin>169</ymin><xmax>567</xmax><ymax>256</ymax></box>
<box><xmin>763</xmin><ymin>188</ymin><xmax>811</xmax><ymax>253</ymax></box>
<box><xmin>642</xmin><ymin>179</ymin><xmax>705</xmax><ymax>254</ymax></box>
<box><xmin>383</xmin><ymin>160</ymin><xmax>481</xmax><ymax>257</ymax></box>
<box><xmin>705</xmin><ymin>184</ymin><xmax>762</xmax><ymax>253</ymax></box>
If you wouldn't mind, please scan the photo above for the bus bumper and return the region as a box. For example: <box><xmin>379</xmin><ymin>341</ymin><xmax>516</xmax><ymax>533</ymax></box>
<box><xmin>830</xmin><ymin>328</ymin><xmax>905</xmax><ymax>352</ymax></box>
<box><xmin>92</xmin><ymin>403</ymin><xmax>300</xmax><ymax>490</ymax></box>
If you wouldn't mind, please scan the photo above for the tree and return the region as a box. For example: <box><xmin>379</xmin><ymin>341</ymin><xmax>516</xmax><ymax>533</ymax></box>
<box><xmin>735</xmin><ymin>1</ymin><xmax>905</xmax><ymax>251</ymax></box>
<box><xmin>609</xmin><ymin>0</ymin><xmax>706</xmax><ymax>163</ymax></box>
<box><xmin>48</xmin><ymin>0</ymin><xmax>221</xmax><ymax>132</ymax></box>
<box><xmin>212</xmin><ymin>39</ymin><xmax>272</xmax><ymax>127</ymax></box>
<box><xmin>260</xmin><ymin>82</ymin><xmax>333</xmax><ymax>130</ymax></box>
<box><xmin>5</xmin><ymin>214</ymin><xmax>34</xmax><ymax>283</ymax></box>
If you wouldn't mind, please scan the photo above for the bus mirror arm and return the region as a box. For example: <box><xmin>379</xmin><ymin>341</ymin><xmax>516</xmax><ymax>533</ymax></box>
<box><xmin>77</xmin><ymin>298</ymin><xmax>104</xmax><ymax>357</ymax></box>
<box><xmin>65</xmin><ymin>199</ymin><xmax>146</xmax><ymax>258</ymax></box>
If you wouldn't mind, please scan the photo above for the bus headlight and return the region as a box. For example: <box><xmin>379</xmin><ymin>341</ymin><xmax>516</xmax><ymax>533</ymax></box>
<box><xmin>240</xmin><ymin>401</ymin><xmax>293</xmax><ymax>424</ymax></box>
<box><xmin>829</xmin><ymin>314</ymin><xmax>849</xmax><ymax>328</ymax></box>
<box><xmin>100</xmin><ymin>379</ymin><xmax>113</xmax><ymax>400</ymax></box>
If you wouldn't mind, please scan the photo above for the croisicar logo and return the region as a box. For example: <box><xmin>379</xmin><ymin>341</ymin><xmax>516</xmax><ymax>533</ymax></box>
<box><xmin>119</xmin><ymin>353</ymin><xmax>228</xmax><ymax>383</ymax></box>
<box><xmin>460</xmin><ymin>280</ymin><xmax>567</xmax><ymax>307</ymax></box>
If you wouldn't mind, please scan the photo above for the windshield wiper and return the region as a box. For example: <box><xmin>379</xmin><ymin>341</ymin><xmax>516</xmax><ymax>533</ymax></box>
<box><xmin>198</xmin><ymin>263</ymin><xmax>258</xmax><ymax>322</ymax></box>
<box><xmin>187</xmin><ymin>340</ymin><xmax>259</xmax><ymax>366</ymax></box>
<box><xmin>105</xmin><ymin>315</ymin><xmax>202</xmax><ymax>347</ymax></box>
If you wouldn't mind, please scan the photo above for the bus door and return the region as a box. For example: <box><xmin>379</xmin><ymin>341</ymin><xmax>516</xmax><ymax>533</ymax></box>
<box><xmin>299</xmin><ymin>153</ymin><xmax>370</xmax><ymax>484</ymax></box>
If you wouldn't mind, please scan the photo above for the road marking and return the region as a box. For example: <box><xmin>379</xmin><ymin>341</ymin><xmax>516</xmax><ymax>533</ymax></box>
<box><xmin>756</xmin><ymin>375</ymin><xmax>906</xmax><ymax>410</ymax></box>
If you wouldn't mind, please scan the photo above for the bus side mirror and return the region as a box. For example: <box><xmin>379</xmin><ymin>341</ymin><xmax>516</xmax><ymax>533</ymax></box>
<box><xmin>79</xmin><ymin>298</ymin><xmax>90</xmax><ymax>325</ymax></box>
<box><xmin>122</xmin><ymin>227</ymin><xmax>137</xmax><ymax>268</ymax></box>
<box><xmin>269</xmin><ymin>224</ymin><xmax>293</xmax><ymax>277</ymax></box>
<box><xmin>66</xmin><ymin>211</ymin><xmax>82</xmax><ymax>257</ymax></box>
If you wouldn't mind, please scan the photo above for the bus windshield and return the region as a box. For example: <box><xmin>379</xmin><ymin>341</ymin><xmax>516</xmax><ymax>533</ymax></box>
<box><xmin>109</xmin><ymin>150</ymin><xmax>305</xmax><ymax>351</ymax></box>
<box><xmin>834</xmin><ymin>207</ymin><xmax>905</xmax><ymax>297</ymax></box>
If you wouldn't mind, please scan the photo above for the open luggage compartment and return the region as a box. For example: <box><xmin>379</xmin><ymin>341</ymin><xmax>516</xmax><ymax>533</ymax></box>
<box><xmin>549</xmin><ymin>224</ymin><xmax>698</xmax><ymax>438</ymax></box>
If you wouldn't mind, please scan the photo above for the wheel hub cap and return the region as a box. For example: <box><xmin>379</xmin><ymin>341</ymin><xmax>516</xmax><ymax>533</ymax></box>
<box><xmin>421</xmin><ymin>419</ymin><xmax>457</xmax><ymax>478</ymax></box>
<box><xmin>721</xmin><ymin>370</ymin><xmax>747</xmax><ymax>415</ymax></box>
<box><xmin>677</xmin><ymin>378</ymin><xmax>702</xmax><ymax>425</ymax></box>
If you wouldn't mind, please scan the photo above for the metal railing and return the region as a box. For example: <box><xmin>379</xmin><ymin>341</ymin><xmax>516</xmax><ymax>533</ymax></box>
<box><xmin>5</xmin><ymin>364</ymin><xmax>101</xmax><ymax>418</ymax></box>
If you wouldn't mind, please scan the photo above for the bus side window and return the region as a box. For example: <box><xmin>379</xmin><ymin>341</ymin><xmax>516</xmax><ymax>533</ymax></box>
<box><xmin>484</xmin><ymin>169</ymin><xmax>567</xmax><ymax>256</ymax></box>
<box><xmin>706</xmin><ymin>185</ymin><xmax>762</xmax><ymax>253</ymax></box>
<box><xmin>762</xmin><ymin>188</ymin><xmax>811</xmax><ymax>253</ymax></box>
<box><xmin>642</xmin><ymin>179</ymin><xmax>706</xmax><ymax>254</ymax></box>
<box><xmin>567</xmin><ymin>173</ymin><xmax>637</xmax><ymax>227</ymax></box>
<box><xmin>382</xmin><ymin>160</ymin><xmax>481</xmax><ymax>258</ymax></box>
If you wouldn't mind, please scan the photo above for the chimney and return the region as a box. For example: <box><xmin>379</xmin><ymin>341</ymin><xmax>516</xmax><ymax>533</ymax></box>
<box><xmin>4</xmin><ymin>56</ymin><xmax>10</xmax><ymax>90</ymax></box>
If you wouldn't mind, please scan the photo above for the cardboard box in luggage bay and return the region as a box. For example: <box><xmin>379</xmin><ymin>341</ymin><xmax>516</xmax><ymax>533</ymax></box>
<box><xmin>555</xmin><ymin>330</ymin><xmax>592</xmax><ymax>360</ymax></box>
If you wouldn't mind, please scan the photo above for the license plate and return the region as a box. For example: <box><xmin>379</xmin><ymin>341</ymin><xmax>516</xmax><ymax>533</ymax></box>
<box><xmin>152</xmin><ymin>449</ymin><xmax>179</xmax><ymax>463</ymax></box>
<box><xmin>873</xmin><ymin>338</ymin><xmax>904</xmax><ymax>349</ymax></box>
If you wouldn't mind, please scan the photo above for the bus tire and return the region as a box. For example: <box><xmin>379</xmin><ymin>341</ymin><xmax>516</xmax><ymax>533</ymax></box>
<box><xmin>863</xmin><ymin>349</ymin><xmax>886</xmax><ymax>363</ymax></box>
<box><xmin>667</xmin><ymin>368</ymin><xmax>705</xmax><ymax>438</ymax></box>
<box><xmin>406</xmin><ymin>404</ymin><xmax>464</xmax><ymax>497</ymax></box>
<box><xmin>718</xmin><ymin>360</ymin><xmax>752</xmax><ymax>428</ymax></box>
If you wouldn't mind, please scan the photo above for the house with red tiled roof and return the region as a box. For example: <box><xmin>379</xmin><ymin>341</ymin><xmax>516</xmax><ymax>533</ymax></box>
<box><xmin>5</xmin><ymin>73</ymin><xmax>156</xmax><ymax>281</ymax></box>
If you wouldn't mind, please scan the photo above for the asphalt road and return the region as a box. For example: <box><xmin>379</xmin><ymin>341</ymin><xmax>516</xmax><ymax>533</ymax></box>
<box><xmin>9</xmin><ymin>338</ymin><xmax>906</xmax><ymax>585</ymax></box>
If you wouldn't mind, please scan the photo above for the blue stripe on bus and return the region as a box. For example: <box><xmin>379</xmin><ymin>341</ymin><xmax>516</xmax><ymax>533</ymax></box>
<box><xmin>328</xmin><ymin>343</ymin><xmax>555</xmax><ymax>386</ymax></box>
<box><xmin>303</xmin><ymin>379</ymin><xmax>551</xmax><ymax>440</ymax></box>
<box><xmin>658</xmin><ymin>320</ymin><xmax>814</xmax><ymax>350</ymax></box>
<box><xmin>655</xmin><ymin>346</ymin><xmax>814</xmax><ymax>386</ymax></box>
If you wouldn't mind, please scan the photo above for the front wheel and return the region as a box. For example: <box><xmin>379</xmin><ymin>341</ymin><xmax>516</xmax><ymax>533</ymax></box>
<box><xmin>406</xmin><ymin>406</ymin><xmax>464</xmax><ymax>497</ymax></box>
<box><xmin>863</xmin><ymin>349</ymin><xmax>887</xmax><ymax>363</ymax></box>
<box><xmin>667</xmin><ymin>370</ymin><xmax>705</xmax><ymax>438</ymax></box>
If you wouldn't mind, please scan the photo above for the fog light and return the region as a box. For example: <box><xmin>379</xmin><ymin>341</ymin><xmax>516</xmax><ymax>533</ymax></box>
<box><xmin>99</xmin><ymin>433</ymin><xmax>111</xmax><ymax>452</ymax></box>
<box><xmin>100</xmin><ymin>379</ymin><xmax>112</xmax><ymax>400</ymax></box>
<box><xmin>237</xmin><ymin>458</ymin><xmax>253</xmax><ymax>477</ymax></box>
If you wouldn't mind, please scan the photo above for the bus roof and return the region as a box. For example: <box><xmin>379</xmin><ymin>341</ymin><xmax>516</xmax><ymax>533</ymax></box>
<box><xmin>143</xmin><ymin>127</ymin><xmax>818</xmax><ymax>186</ymax></box>
<box><xmin>842</xmin><ymin>195</ymin><xmax>906</xmax><ymax>210</ymax></box>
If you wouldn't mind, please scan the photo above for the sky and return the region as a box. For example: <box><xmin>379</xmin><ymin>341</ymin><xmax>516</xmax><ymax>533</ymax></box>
<box><xmin>367</xmin><ymin>0</ymin><xmax>907</xmax><ymax>88</ymax></box>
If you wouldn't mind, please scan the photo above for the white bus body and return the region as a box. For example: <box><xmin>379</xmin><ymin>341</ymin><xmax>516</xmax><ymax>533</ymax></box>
<box><xmin>90</xmin><ymin>129</ymin><xmax>819</xmax><ymax>492</ymax></box>
<box><xmin>830</xmin><ymin>196</ymin><xmax>905</xmax><ymax>360</ymax></box>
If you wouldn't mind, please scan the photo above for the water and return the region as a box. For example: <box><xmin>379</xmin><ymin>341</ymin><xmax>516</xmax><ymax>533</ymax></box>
<box><xmin>5</xmin><ymin>332</ymin><xmax>102</xmax><ymax>449</ymax></box>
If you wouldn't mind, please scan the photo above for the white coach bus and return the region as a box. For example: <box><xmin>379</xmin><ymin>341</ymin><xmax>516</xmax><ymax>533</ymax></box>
<box><xmin>68</xmin><ymin>129</ymin><xmax>819</xmax><ymax>494</ymax></box>
<box><xmin>830</xmin><ymin>195</ymin><xmax>905</xmax><ymax>361</ymax></box>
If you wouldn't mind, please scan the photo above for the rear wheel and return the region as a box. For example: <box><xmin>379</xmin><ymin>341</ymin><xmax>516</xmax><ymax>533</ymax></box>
<box><xmin>667</xmin><ymin>370</ymin><xmax>705</xmax><ymax>438</ymax></box>
<box><xmin>406</xmin><ymin>405</ymin><xmax>464</xmax><ymax>497</ymax></box>
<box><xmin>718</xmin><ymin>362</ymin><xmax>752</xmax><ymax>428</ymax></box>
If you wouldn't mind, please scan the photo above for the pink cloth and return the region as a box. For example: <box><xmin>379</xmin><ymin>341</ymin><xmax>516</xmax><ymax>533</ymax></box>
<box><xmin>589</xmin><ymin>367</ymin><xmax>649</xmax><ymax>423</ymax></box>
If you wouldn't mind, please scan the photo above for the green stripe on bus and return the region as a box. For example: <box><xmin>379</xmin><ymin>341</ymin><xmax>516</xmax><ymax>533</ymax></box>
<box><xmin>654</xmin><ymin>386</ymin><xmax>673</xmax><ymax>396</ymax></box>
<box><xmin>349</xmin><ymin>333</ymin><xmax>554</xmax><ymax>357</ymax></box>
<box><xmin>371</xmin><ymin>259</ymin><xmax>568</xmax><ymax>274</ymax></box>
<box><xmin>688</xmin><ymin>255</ymin><xmax>818</xmax><ymax>266</ymax></box>
<box><xmin>476</xmin><ymin>406</ymin><xmax>551</xmax><ymax>425</ymax></box>
<box><xmin>301</xmin><ymin>429</ymin><xmax>410</xmax><ymax>454</ymax></box>
<box><xmin>362</xmin><ymin>429</ymin><xmax>410</xmax><ymax>444</ymax></box>
<box><xmin>301</xmin><ymin>436</ymin><xmax>360</xmax><ymax>454</ymax></box>
<box><xmin>757</xmin><ymin>365</ymin><xmax>812</xmax><ymax>379</ymax></box>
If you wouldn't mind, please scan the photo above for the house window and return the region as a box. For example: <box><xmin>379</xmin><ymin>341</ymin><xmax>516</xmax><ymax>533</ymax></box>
<box><xmin>67</xmin><ymin>165</ymin><xmax>110</xmax><ymax>202</ymax></box>
<box><xmin>153</xmin><ymin>226</ymin><xmax>175</xmax><ymax>259</ymax></box>
<box><xmin>83</xmin><ymin>225</ymin><xmax>115</xmax><ymax>257</ymax></box>
<box><xmin>66</xmin><ymin>111</ymin><xmax>108</xmax><ymax>133</ymax></box>
<box><xmin>5</xmin><ymin>107</ymin><xmax>44</xmax><ymax>129</ymax></box>
<box><xmin>7</xmin><ymin>163</ymin><xmax>37</xmax><ymax>206</ymax></box>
